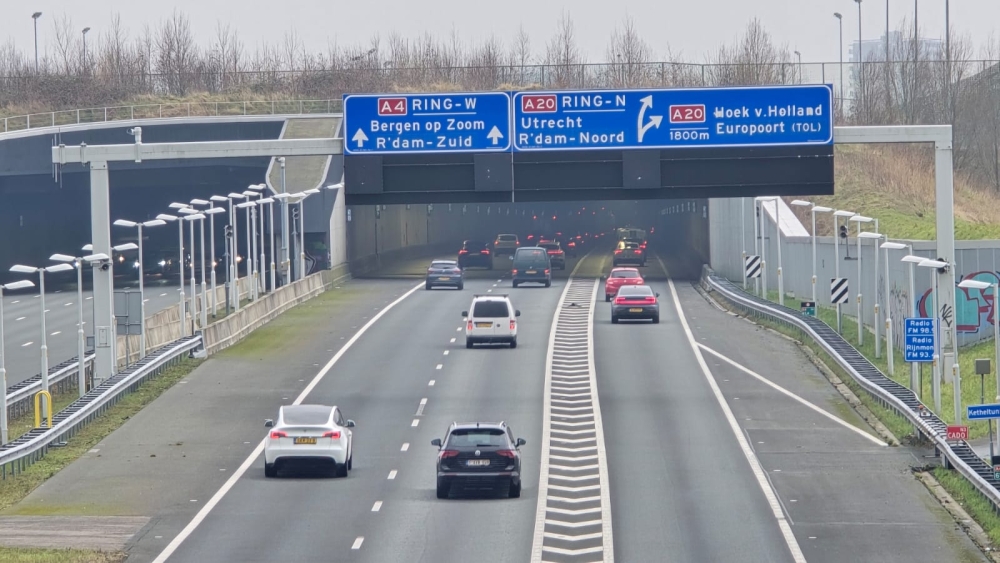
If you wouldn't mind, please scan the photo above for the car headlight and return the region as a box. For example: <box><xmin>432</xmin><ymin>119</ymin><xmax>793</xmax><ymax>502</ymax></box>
<box><xmin>132</xmin><ymin>261</ymin><xmax>140</xmax><ymax>269</ymax></box>
<box><xmin>158</xmin><ymin>260</ymin><xmax>167</xmax><ymax>267</ymax></box>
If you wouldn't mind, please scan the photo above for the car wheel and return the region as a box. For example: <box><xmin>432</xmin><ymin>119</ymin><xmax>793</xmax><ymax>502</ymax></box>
<box><xmin>335</xmin><ymin>461</ymin><xmax>348</xmax><ymax>478</ymax></box>
<box><xmin>611</xmin><ymin>315</ymin><xmax>619</xmax><ymax>324</ymax></box>
<box><xmin>510</xmin><ymin>338</ymin><xmax>517</xmax><ymax>349</ymax></box>
<box><xmin>347</xmin><ymin>452</ymin><xmax>353</xmax><ymax>471</ymax></box>
<box><xmin>652</xmin><ymin>315</ymin><xmax>660</xmax><ymax>324</ymax></box>
<box><xmin>264</xmin><ymin>462</ymin><xmax>277</xmax><ymax>478</ymax></box>
<box><xmin>466</xmin><ymin>338</ymin><xmax>474</xmax><ymax>349</ymax></box>
<box><xmin>509</xmin><ymin>480</ymin><xmax>521</xmax><ymax>498</ymax></box>
<box><xmin>544</xmin><ymin>281</ymin><xmax>551</xmax><ymax>288</ymax></box>
<box><xmin>457</xmin><ymin>282</ymin><xmax>464</xmax><ymax>290</ymax></box>
<box><xmin>512</xmin><ymin>281</ymin><xmax>519</xmax><ymax>288</ymax></box>
<box><xmin>605</xmin><ymin>294</ymin><xmax>611</xmax><ymax>302</ymax></box>
<box><xmin>437</xmin><ymin>482</ymin><xmax>450</xmax><ymax>499</ymax></box>
<box><xmin>425</xmin><ymin>283</ymin><xmax>432</xmax><ymax>290</ymax></box>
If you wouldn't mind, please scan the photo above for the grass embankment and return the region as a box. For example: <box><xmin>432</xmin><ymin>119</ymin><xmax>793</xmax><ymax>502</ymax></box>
<box><xmin>0</xmin><ymin>547</ymin><xmax>126</xmax><ymax>563</ymax></box>
<box><xmin>786</xmin><ymin>145</ymin><xmax>1000</xmax><ymax>241</ymax></box>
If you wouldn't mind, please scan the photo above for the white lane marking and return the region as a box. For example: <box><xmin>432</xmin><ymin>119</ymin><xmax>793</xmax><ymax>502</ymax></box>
<box><xmin>159</xmin><ymin>293</ymin><xmax>167</xmax><ymax>297</ymax></box>
<box><xmin>352</xmin><ymin>537</ymin><xmax>364</xmax><ymax>550</ymax></box>
<box><xmin>428</xmin><ymin>380</ymin><xmax>436</xmax><ymax>386</ymax></box>
<box><xmin>697</xmin><ymin>344</ymin><xmax>886</xmax><ymax>447</ymax></box>
<box><xmin>415</xmin><ymin>399</ymin><xmax>427</xmax><ymax>416</ymax></box>
<box><xmin>411</xmin><ymin>419</ymin><xmax>420</xmax><ymax>427</ymax></box>
<box><xmin>419</xmin><ymin>398</ymin><xmax>428</xmax><ymax>405</ymax></box>
<box><xmin>666</xmin><ymin>275</ymin><xmax>807</xmax><ymax>563</ymax></box>
<box><xmin>86</xmin><ymin>296</ymin><xmax>93</xmax><ymax>301</ymax></box>
<box><xmin>443</xmin><ymin>350</ymin><xmax>449</xmax><ymax>356</ymax></box>
<box><xmin>21</xmin><ymin>341</ymin><xmax>33</xmax><ymax>347</ymax></box>
<box><xmin>11</xmin><ymin>300</ymin><xmax>18</xmax><ymax>304</ymax></box>
<box><xmin>450</xmin><ymin>338</ymin><xmax>456</xmax><ymax>343</ymax></box>
<box><xmin>401</xmin><ymin>443</ymin><xmax>410</xmax><ymax>452</ymax></box>
<box><xmin>50</xmin><ymin>331</ymin><xmax>61</xmax><ymax>336</ymax></box>
<box><xmin>493</xmin><ymin>283</ymin><xmax>498</xmax><ymax>287</ymax></box>
<box><xmin>371</xmin><ymin>501</ymin><xmax>382</xmax><ymax>512</ymax></box>
<box><xmin>435</xmin><ymin>364</ymin><xmax>443</xmax><ymax>370</ymax></box>
<box><xmin>487</xmin><ymin>289</ymin><xmax>493</xmax><ymax>293</ymax></box>
<box><xmin>64</xmin><ymin>302</ymin><xmax>73</xmax><ymax>307</ymax></box>
<box><xmin>149</xmin><ymin>281</ymin><xmax>424</xmax><ymax>563</ymax></box>
<box><xmin>144</xmin><ymin>299</ymin><xmax>150</xmax><ymax>303</ymax></box>
<box><xmin>15</xmin><ymin>317</ymin><xmax>25</xmax><ymax>321</ymax></box>
<box><xmin>456</xmin><ymin>327</ymin><xmax>462</xmax><ymax>332</ymax></box>
<box><xmin>388</xmin><ymin>470</ymin><xmax>397</xmax><ymax>480</ymax></box>
<box><xmin>44</xmin><ymin>309</ymin><xmax>50</xmax><ymax>313</ymax></box>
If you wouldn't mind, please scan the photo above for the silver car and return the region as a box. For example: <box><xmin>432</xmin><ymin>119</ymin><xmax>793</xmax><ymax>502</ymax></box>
<box><xmin>611</xmin><ymin>284</ymin><xmax>660</xmax><ymax>324</ymax></box>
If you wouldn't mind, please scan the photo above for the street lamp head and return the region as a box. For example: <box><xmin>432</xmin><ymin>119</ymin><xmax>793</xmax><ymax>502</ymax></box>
<box><xmin>812</xmin><ymin>206</ymin><xmax>833</xmax><ymax>213</ymax></box>
<box><xmin>258</xmin><ymin>197</ymin><xmax>275</xmax><ymax>204</ymax></box>
<box><xmin>917</xmin><ymin>259</ymin><xmax>948</xmax><ymax>269</ymax></box>
<box><xmin>303</xmin><ymin>188</ymin><xmax>321</xmax><ymax>195</ymax></box>
<box><xmin>272</xmin><ymin>193</ymin><xmax>292</xmax><ymax>200</ymax></box>
<box><xmin>291</xmin><ymin>192</ymin><xmax>307</xmax><ymax>198</ymax></box>
<box><xmin>204</xmin><ymin>207</ymin><xmax>226</xmax><ymax>215</ymax></box>
<box><xmin>210</xmin><ymin>195</ymin><xmax>229</xmax><ymax>202</ymax></box>
<box><xmin>858</xmin><ymin>232</ymin><xmax>882</xmax><ymax>239</ymax></box>
<box><xmin>247</xmin><ymin>184</ymin><xmax>265</xmax><ymax>191</ymax></box>
<box><xmin>326</xmin><ymin>183</ymin><xmax>344</xmax><ymax>190</ymax></box>
<box><xmin>833</xmin><ymin>210</ymin><xmax>856</xmax><ymax>217</ymax></box>
<box><xmin>45</xmin><ymin>263</ymin><xmax>75</xmax><ymax>273</ymax></box>
<box><xmin>82</xmin><ymin>27</ymin><xmax>90</xmax><ymax>34</ymax></box>
<box><xmin>113</xmin><ymin>243</ymin><xmax>139</xmax><ymax>252</ymax></box>
<box><xmin>880</xmin><ymin>241</ymin><xmax>907</xmax><ymax>250</ymax></box>
<box><xmin>83</xmin><ymin>253</ymin><xmax>109</xmax><ymax>262</ymax></box>
<box><xmin>113</xmin><ymin>219</ymin><xmax>138</xmax><ymax>228</ymax></box>
<box><xmin>177</xmin><ymin>208</ymin><xmax>198</xmax><ymax>215</ymax></box>
<box><xmin>754</xmin><ymin>196</ymin><xmax>777</xmax><ymax>202</ymax></box>
<box><xmin>236</xmin><ymin>201</ymin><xmax>255</xmax><ymax>209</ymax></box>
<box><xmin>81</xmin><ymin>244</ymin><xmax>93</xmax><ymax>251</ymax></box>
<box><xmin>49</xmin><ymin>253</ymin><xmax>77</xmax><ymax>263</ymax></box>
<box><xmin>227</xmin><ymin>193</ymin><xmax>247</xmax><ymax>199</ymax></box>
<box><xmin>156</xmin><ymin>214</ymin><xmax>178</xmax><ymax>222</ymax></box>
<box><xmin>849</xmin><ymin>215</ymin><xmax>874</xmax><ymax>223</ymax></box>
<box><xmin>900</xmin><ymin>255</ymin><xmax>925</xmax><ymax>264</ymax></box>
<box><xmin>190</xmin><ymin>198</ymin><xmax>210</xmax><ymax>206</ymax></box>
<box><xmin>183</xmin><ymin>213</ymin><xmax>206</xmax><ymax>221</ymax></box>
<box><xmin>142</xmin><ymin>219</ymin><xmax>167</xmax><ymax>227</ymax></box>
<box><xmin>790</xmin><ymin>200</ymin><xmax>812</xmax><ymax>206</ymax></box>
<box><xmin>168</xmin><ymin>202</ymin><xmax>190</xmax><ymax>209</ymax></box>
<box><xmin>242</xmin><ymin>191</ymin><xmax>260</xmax><ymax>197</ymax></box>
<box><xmin>1</xmin><ymin>279</ymin><xmax>35</xmax><ymax>291</ymax></box>
<box><xmin>10</xmin><ymin>265</ymin><xmax>38</xmax><ymax>274</ymax></box>
<box><xmin>853</xmin><ymin>0</ymin><xmax>861</xmax><ymax>4</ymax></box>
<box><xmin>794</xmin><ymin>50</ymin><xmax>801</xmax><ymax>56</ymax></box>
<box><xmin>834</xmin><ymin>11</ymin><xmax>842</xmax><ymax>19</ymax></box>
<box><xmin>959</xmin><ymin>279</ymin><xmax>993</xmax><ymax>290</ymax></box>
<box><xmin>32</xmin><ymin>12</ymin><xmax>42</xmax><ymax>19</ymax></box>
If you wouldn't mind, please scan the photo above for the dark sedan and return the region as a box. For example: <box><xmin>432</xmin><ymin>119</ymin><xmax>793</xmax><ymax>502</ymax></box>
<box><xmin>611</xmin><ymin>284</ymin><xmax>660</xmax><ymax>324</ymax></box>
<box><xmin>458</xmin><ymin>240</ymin><xmax>493</xmax><ymax>269</ymax></box>
<box><xmin>426</xmin><ymin>259</ymin><xmax>464</xmax><ymax>290</ymax></box>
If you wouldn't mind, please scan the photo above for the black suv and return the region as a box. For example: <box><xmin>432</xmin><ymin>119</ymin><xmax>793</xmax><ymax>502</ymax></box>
<box><xmin>431</xmin><ymin>421</ymin><xmax>525</xmax><ymax>499</ymax></box>
<box><xmin>458</xmin><ymin>240</ymin><xmax>493</xmax><ymax>269</ymax></box>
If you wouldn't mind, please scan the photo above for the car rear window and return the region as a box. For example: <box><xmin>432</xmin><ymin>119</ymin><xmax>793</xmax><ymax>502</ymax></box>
<box><xmin>498</xmin><ymin>235</ymin><xmax>517</xmax><ymax>241</ymax></box>
<box><xmin>516</xmin><ymin>249</ymin><xmax>546</xmax><ymax>259</ymax></box>
<box><xmin>447</xmin><ymin>428</ymin><xmax>507</xmax><ymax>447</ymax></box>
<box><xmin>619</xmin><ymin>285</ymin><xmax>653</xmax><ymax>296</ymax></box>
<box><xmin>431</xmin><ymin>261</ymin><xmax>457</xmax><ymax>268</ymax></box>
<box><xmin>283</xmin><ymin>405</ymin><xmax>332</xmax><ymax>425</ymax></box>
<box><xmin>612</xmin><ymin>270</ymin><xmax>640</xmax><ymax>278</ymax></box>
<box><xmin>464</xmin><ymin>241</ymin><xmax>488</xmax><ymax>249</ymax></box>
<box><xmin>473</xmin><ymin>300</ymin><xmax>510</xmax><ymax>318</ymax></box>
<box><xmin>540</xmin><ymin>243</ymin><xmax>559</xmax><ymax>250</ymax></box>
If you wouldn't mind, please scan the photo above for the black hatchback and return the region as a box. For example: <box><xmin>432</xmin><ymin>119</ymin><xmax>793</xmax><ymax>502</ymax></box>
<box><xmin>459</xmin><ymin>240</ymin><xmax>493</xmax><ymax>269</ymax></box>
<box><xmin>432</xmin><ymin>422</ymin><xmax>526</xmax><ymax>499</ymax></box>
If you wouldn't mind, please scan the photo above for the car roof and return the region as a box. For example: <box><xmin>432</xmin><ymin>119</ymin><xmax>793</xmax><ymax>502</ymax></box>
<box><xmin>280</xmin><ymin>404</ymin><xmax>335</xmax><ymax>424</ymax></box>
<box><xmin>619</xmin><ymin>284</ymin><xmax>653</xmax><ymax>293</ymax></box>
<box><xmin>450</xmin><ymin>421</ymin><xmax>507</xmax><ymax>431</ymax></box>
<box><xmin>431</xmin><ymin>259</ymin><xmax>457</xmax><ymax>264</ymax></box>
<box><xmin>611</xmin><ymin>267</ymin><xmax>639</xmax><ymax>272</ymax></box>
<box><xmin>471</xmin><ymin>293</ymin><xmax>511</xmax><ymax>301</ymax></box>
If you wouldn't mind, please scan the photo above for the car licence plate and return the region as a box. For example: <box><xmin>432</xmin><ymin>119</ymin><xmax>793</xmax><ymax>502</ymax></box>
<box><xmin>526</xmin><ymin>270</ymin><xmax>537</xmax><ymax>274</ymax></box>
<box><xmin>475</xmin><ymin>322</ymin><xmax>492</xmax><ymax>328</ymax></box>
<box><xmin>467</xmin><ymin>459</ymin><xmax>490</xmax><ymax>467</ymax></box>
<box><xmin>438</xmin><ymin>277</ymin><xmax>451</xmax><ymax>280</ymax></box>
<box><xmin>294</xmin><ymin>437</ymin><xmax>317</xmax><ymax>445</ymax></box>
<box><xmin>629</xmin><ymin>308</ymin><xmax>643</xmax><ymax>313</ymax></box>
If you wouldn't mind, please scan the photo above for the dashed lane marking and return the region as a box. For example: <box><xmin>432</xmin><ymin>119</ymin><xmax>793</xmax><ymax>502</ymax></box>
<box><xmin>401</xmin><ymin>443</ymin><xmax>409</xmax><ymax>452</ymax></box>
<box><xmin>429</xmin><ymin>380</ymin><xmax>435</xmax><ymax>386</ymax></box>
<box><xmin>352</xmin><ymin>537</ymin><xmax>364</xmax><ymax>550</ymax></box>
<box><xmin>388</xmin><ymin>470</ymin><xmax>397</xmax><ymax>480</ymax></box>
<box><xmin>371</xmin><ymin>501</ymin><xmax>382</xmax><ymax>512</ymax></box>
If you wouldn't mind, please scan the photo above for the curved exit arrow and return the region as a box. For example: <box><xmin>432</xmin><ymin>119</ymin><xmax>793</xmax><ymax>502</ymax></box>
<box><xmin>637</xmin><ymin>95</ymin><xmax>663</xmax><ymax>143</ymax></box>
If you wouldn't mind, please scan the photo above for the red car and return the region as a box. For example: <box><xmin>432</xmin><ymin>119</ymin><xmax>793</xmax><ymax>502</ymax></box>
<box><xmin>603</xmin><ymin>267</ymin><xmax>644</xmax><ymax>301</ymax></box>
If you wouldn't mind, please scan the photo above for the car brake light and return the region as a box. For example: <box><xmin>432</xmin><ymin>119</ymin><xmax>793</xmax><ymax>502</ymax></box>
<box><xmin>439</xmin><ymin>450</ymin><xmax>459</xmax><ymax>459</ymax></box>
<box><xmin>496</xmin><ymin>449</ymin><xmax>516</xmax><ymax>458</ymax></box>
<box><xmin>269</xmin><ymin>431</ymin><xmax>287</xmax><ymax>439</ymax></box>
<box><xmin>510</xmin><ymin>319</ymin><xmax>516</xmax><ymax>330</ymax></box>
<box><xmin>614</xmin><ymin>249</ymin><xmax>622</xmax><ymax>254</ymax></box>
<box><xmin>467</xmin><ymin>320</ymin><xmax>473</xmax><ymax>330</ymax></box>
<box><xmin>544</xmin><ymin>269</ymin><xmax>550</xmax><ymax>274</ymax></box>
<box><xmin>451</xmin><ymin>268</ymin><xmax>461</xmax><ymax>273</ymax></box>
<box><xmin>323</xmin><ymin>431</ymin><xmax>341</xmax><ymax>439</ymax></box>
<box><xmin>634</xmin><ymin>250</ymin><xmax>641</xmax><ymax>254</ymax></box>
<box><xmin>482</xmin><ymin>249</ymin><xmax>490</xmax><ymax>254</ymax></box>
<box><xmin>614</xmin><ymin>297</ymin><xmax>626</xmax><ymax>305</ymax></box>
<box><xmin>512</xmin><ymin>269</ymin><xmax>518</xmax><ymax>275</ymax></box>
<box><xmin>459</xmin><ymin>249</ymin><xmax>468</xmax><ymax>254</ymax></box>
<box><xmin>645</xmin><ymin>297</ymin><xmax>657</xmax><ymax>303</ymax></box>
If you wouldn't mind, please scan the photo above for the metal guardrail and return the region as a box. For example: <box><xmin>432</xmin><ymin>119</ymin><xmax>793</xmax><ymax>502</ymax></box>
<box><xmin>1</xmin><ymin>99</ymin><xmax>344</xmax><ymax>134</ymax></box>
<box><xmin>701</xmin><ymin>266</ymin><xmax>1000</xmax><ymax>511</ymax></box>
<box><xmin>0</xmin><ymin>335</ymin><xmax>201</xmax><ymax>478</ymax></box>
<box><xmin>6</xmin><ymin>354</ymin><xmax>95</xmax><ymax>417</ymax></box>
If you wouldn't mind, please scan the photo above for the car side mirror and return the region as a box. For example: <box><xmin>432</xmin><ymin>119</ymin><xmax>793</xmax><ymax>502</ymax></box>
<box><xmin>516</xmin><ymin>438</ymin><xmax>526</xmax><ymax>447</ymax></box>
<box><xmin>431</xmin><ymin>438</ymin><xmax>442</xmax><ymax>447</ymax></box>
<box><xmin>346</xmin><ymin>419</ymin><xmax>356</xmax><ymax>428</ymax></box>
<box><xmin>462</xmin><ymin>311</ymin><xmax>468</xmax><ymax>317</ymax></box>
<box><xmin>600</xmin><ymin>275</ymin><xmax>606</xmax><ymax>280</ymax></box>
<box><xmin>508</xmin><ymin>256</ymin><xmax>514</xmax><ymax>260</ymax></box>
<box><xmin>515</xmin><ymin>310</ymin><xmax>521</xmax><ymax>317</ymax></box>
<box><xmin>655</xmin><ymin>292</ymin><xmax>660</xmax><ymax>297</ymax></box>
<box><xmin>264</xmin><ymin>419</ymin><xmax>274</xmax><ymax>428</ymax></box>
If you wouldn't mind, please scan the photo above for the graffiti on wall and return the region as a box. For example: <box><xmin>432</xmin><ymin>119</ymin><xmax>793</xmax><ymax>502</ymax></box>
<box><xmin>917</xmin><ymin>271</ymin><xmax>998</xmax><ymax>333</ymax></box>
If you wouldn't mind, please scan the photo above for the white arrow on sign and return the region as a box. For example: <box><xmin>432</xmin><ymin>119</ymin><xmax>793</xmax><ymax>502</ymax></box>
<box><xmin>487</xmin><ymin>126</ymin><xmax>504</xmax><ymax>145</ymax></box>
<box><xmin>352</xmin><ymin>128</ymin><xmax>369</xmax><ymax>148</ymax></box>
<box><xmin>637</xmin><ymin>95</ymin><xmax>663</xmax><ymax>143</ymax></box>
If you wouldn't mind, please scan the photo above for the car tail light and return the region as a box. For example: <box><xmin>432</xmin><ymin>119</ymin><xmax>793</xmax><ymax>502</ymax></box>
<box><xmin>510</xmin><ymin>319</ymin><xmax>516</xmax><ymax>330</ymax></box>
<box><xmin>614</xmin><ymin>297</ymin><xmax>626</xmax><ymax>305</ymax></box>
<box><xmin>568</xmin><ymin>242</ymin><xmax>575</xmax><ymax>247</ymax></box>
<box><xmin>634</xmin><ymin>250</ymin><xmax>642</xmax><ymax>254</ymax></box>
<box><xmin>544</xmin><ymin>269</ymin><xmax>550</xmax><ymax>275</ymax></box>
<box><xmin>451</xmin><ymin>268</ymin><xmax>461</xmax><ymax>273</ymax></box>
<box><xmin>269</xmin><ymin>431</ymin><xmax>287</xmax><ymax>439</ymax></box>
<box><xmin>459</xmin><ymin>249</ymin><xmax>468</xmax><ymax>254</ymax></box>
<box><xmin>516</xmin><ymin>241</ymin><xmax>520</xmax><ymax>246</ymax></box>
<box><xmin>481</xmin><ymin>249</ymin><xmax>490</xmax><ymax>254</ymax></box>
<box><xmin>496</xmin><ymin>449</ymin><xmax>516</xmax><ymax>458</ymax></box>
<box><xmin>495</xmin><ymin>240</ymin><xmax>500</xmax><ymax>245</ymax></box>
<box><xmin>614</xmin><ymin>249</ymin><xmax>622</xmax><ymax>254</ymax></box>
<box><xmin>439</xmin><ymin>450</ymin><xmax>459</xmax><ymax>459</ymax></box>
<box><xmin>512</xmin><ymin>269</ymin><xmax>518</xmax><ymax>275</ymax></box>
<box><xmin>323</xmin><ymin>431</ymin><xmax>341</xmax><ymax>439</ymax></box>
<box><xmin>467</xmin><ymin>320</ymin><xmax>473</xmax><ymax>331</ymax></box>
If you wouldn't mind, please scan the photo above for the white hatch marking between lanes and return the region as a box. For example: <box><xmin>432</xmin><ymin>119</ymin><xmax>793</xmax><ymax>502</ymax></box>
<box><xmin>15</xmin><ymin>317</ymin><xmax>25</xmax><ymax>321</ymax></box>
<box><xmin>159</xmin><ymin>293</ymin><xmax>167</xmax><ymax>297</ymax></box>
<box><xmin>456</xmin><ymin>327</ymin><xmax>461</xmax><ymax>332</ymax></box>
<box><xmin>11</xmin><ymin>301</ymin><xmax>18</xmax><ymax>304</ymax></box>
<box><xmin>401</xmin><ymin>443</ymin><xmax>410</xmax><ymax>451</ymax></box>
<box><xmin>420</xmin><ymin>398</ymin><xmax>428</xmax><ymax>405</ymax></box>
<box><xmin>429</xmin><ymin>380</ymin><xmax>436</xmax><ymax>386</ymax></box>
<box><xmin>64</xmin><ymin>302</ymin><xmax>73</xmax><ymax>307</ymax></box>
<box><xmin>411</xmin><ymin>419</ymin><xmax>420</xmax><ymax>427</ymax></box>
<box><xmin>86</xmin><ymin>296</ymin><xmax>93</xmax><ymax>300</ymax></box>
<box><xmin>697</xmin><ymin>344</ymin><xmax>887</xmax><ymax>447</ymax></box>
<box><xmin>21</xmin><ymin>341</ymin><xmax>33</xmax><ymax>347</ymax></box>
<box><xmin>372</xmin><ymin>501</ymin><xmax>383</xmax><ymax>512</ymax></box>
<box><xmin>436</xmin><ymin>364</ymin><xmax>443</xmax><ymax>370</ymax></box>
<box><xmin>443</xmin><ymin>350</ymin><xmax>449</xmax><ymax>356</ymax></box>
<box><xmin>388</xmin><ymin>470</ymin><xmax>397</xmax><ymax>480</ymax></box>
<box><xmin>50</xmin><ymin>331</ymin><xmax>61</xmax><ymax>336</ymax></box>
<box><xmin>148</xmin><ymin>281</ymin><xmax>425</xmax><ymax>563</ymax></box>
<box><xmin>352</xmin><ymin>537</ymin><xmax>364</xmax><ymax>550</ymax></box>
<box><xmin>665</xmin><ymin>273</ymin><xmax>807</xmax><ymax>563</ymax></box>
<box><xmin>450</xmin><ymin>338</ymin><xmax>456</xmax><ymax>343</ymax></box>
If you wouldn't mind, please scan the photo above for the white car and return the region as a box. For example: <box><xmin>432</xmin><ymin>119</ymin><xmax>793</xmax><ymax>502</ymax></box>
<box><xmin>463</xmin><ymin>294</ymin><xmax>520</xmax><ymax>348</ymax></box>
<box><xmin>263</xmin><ymin>404</ymin><xmax>355</xmax><ymax>478</ymax></box>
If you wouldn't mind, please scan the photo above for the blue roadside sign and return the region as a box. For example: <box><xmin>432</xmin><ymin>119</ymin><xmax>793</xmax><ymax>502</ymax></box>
<box><xmin>343</xmin><ymin>92</ymin><xmax>511</xmax><ymax>155</ymax></box>
<box><xmin>511</xmin><ymin>84</ymin><xmax>833</xmax><ymax>152</ymax></box>
<box><xmin>903</xmin><ymin>317</ymin><xmax>936</xmax><ymax>363</ymax></box>
<box><xmin>968</xmin><ymin>404</ymin><xmax>1000</xmax><ymax>420</ymax></box>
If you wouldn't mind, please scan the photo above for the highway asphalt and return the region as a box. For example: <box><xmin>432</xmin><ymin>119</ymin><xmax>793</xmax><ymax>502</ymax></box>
<box><xmin>4</xmin><ymin>249</ymin><xmax>991</xmax><ymax>563</ymax></box>
<box><xmin>1</xmin><ymin>282</ymin><xmax>181</xmax><ymax>387</ymax></box>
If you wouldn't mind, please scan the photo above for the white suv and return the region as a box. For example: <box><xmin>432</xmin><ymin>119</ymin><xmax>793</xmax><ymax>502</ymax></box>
<box><xmin>463</xmin><ymin>294</ymin><xmax>520</xmax><ymax>348</ymax></box>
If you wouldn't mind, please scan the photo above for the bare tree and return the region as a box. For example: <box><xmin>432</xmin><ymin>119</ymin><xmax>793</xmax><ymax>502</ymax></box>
<box><xmin>605</xmin><ymin>16</ymin><xmax>652</xmax><ymax>87</ymax></box>
<box><xmin>545</xmin><ymin>11</ymin><xmax>583</xmax><ymax>88</ymax></box>
<box><xmin>52</xmin><ymin>14</ymin><xmax>77</xmax><ymax>75</ymax></box>
<box><xmin>709</xmin><ymin>19</ymin><xmax>790</xmax><ymax>87</ymax></box>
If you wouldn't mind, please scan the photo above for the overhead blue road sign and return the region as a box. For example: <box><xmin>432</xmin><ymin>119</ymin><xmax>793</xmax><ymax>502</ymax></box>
<box><xmin>968</xmin><ymin>404</ymin><xmax>1000</xmax><ymax>420</ymax></box>
<box><xmin>904</xmin><ymin>317</ymin><xmax>936</xmax><ymax>363</ymax></box>
<box><xmin>512</xmin><ymin>85</ymin><xmax>833</xmax><ymax>152</ymax></box>
<box><xmin>343</xmin><ymin>92</ymin><xmax>511</xmax><ymax>155</ymax></box>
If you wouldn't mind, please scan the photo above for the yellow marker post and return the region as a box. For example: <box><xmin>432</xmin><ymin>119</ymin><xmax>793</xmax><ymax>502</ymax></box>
<box><xmin>34</xmin><ymin>390</ymin><xmax>52</xmax><ymax>428</ymax></box>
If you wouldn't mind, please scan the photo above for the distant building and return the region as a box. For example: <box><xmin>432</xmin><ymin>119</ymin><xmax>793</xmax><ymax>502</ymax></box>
<box><xmin>850</xmin><ymin>32</ymin><xmax>944</xmax><ymax>63</ymax></box>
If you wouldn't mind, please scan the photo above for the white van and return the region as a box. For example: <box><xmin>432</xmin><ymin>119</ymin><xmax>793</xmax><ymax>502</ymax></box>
<box><xmin>462</xmin><ymin>294</ymin><xmax>520</xmax><ymax>348</ymax></box>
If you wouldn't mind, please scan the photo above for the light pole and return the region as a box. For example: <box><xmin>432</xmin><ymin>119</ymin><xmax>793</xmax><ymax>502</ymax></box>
<box><xmin>278</xmin><ymin>157</ymin><xmax>290</xmax><ymax>286</ymax></box>
<box><xmin>850</xmin><ymin>215</ymin><xmax>874</xmax><ymax>345</ymax></box>
<box><xmin>960</xmin><ymin>279</ymin><xmax>997</xmax><ymax>454</ymax></box>
<box><xmin>832</xmin><ymin>210</ymin><xmax>855</xmax><ymax>332</ymax></box>
<box><xmin>236</xmin><ymin>201</ymin><xmax>257</xmax><ymax>296</ymax></box>
<box><xmin>82</xmin><ymin>27</ymin><xmax>90</xmax><ymax>72</ymax></box>
<box><xmin>189</xmin><ymin>199</ymin><xmax>211</xmax><ymax>325</ymax></box>
<box><xmin>791</xmin><ymin>200</ymin><xmax>833</xmax><ymax>302</ymax></box>
<box><xmin>918</xmin><ymin>258</ymin><xmax>948</xmax><ymax>414</ymax></box>
<box><xmin>1</xmin><ymin>279</ymin><xmax>36</xmax><ymax>444</ymax></box>
<box><xmin>854</xmin><ymin>0</ymin><xmax>863</xmax><ymax>119</ymax></box>
<box><xmin>742</xmin><ymin>198</ymin><xmax>747</xmax><ymax>290</ymax></box>
<box><xmin>224</xmin><ymin>193</ymin><xmax>246</xmax><ymax>310</ymax></box>
<box><xmin>295</xmin><ymin>189</ymin><xmax>321</xmax><ymax>280</ymax></box>
<box><xmin>859</xmin><ymin>231</ymin><xmax>884</xmax><ymax>357</ymax></box>
<box><xmin>834</xmin><ymin>12</ymin><xmax>844</xmax><ymax>105</ymax></box>
<box><xmin>10</xmin><ymin>262</ymin><xmax>75</xmax><ymax>419</ymax></box>
<box><xmin>247</xmin><ymin>184</ymin><xmax>266</xmax><ymax>294</ymax></box>
<box><xmin>900</xmin><ymin>253</ymin><xmax>921</xmax><ymax>392</ymax></box>
<box><xmin>242</xmin><ymin>190</ymin><xmax>262</xmax><ymax>298</ymax></box>
<box><xmin>112</xmin><ymin>219</ymin><xmax>165</xmax><ymax>357</ymax></box>
<box><xmin>202</xmin><ymin>206</ymin><xmax>226</xmax><ymax>316</ymax></box>
<box><xmin>794</xmin><ymin>50</ymin><xmax>802</xmax><ymax>83</ymax></box>
<box><xmin>156</xmin><ymin>213</ymin><xmax>185</xmax><ymax>335</ymax></box>
<box><xmin>880</xmin><ymin>241</ymin><xmax>909</xmax><ymax>377</ymax></box>
<box><xmin>31</xmin><ymin>12</ymin><xmax>42</xmax><ymax>74</ymax></box>
<box><xmin>258</xmin><ymin>197</ymin><xmax>275</xmax><ymax>292</ymax></box>
<box><xmin>181</xmin><ymin>213</ymin><xmax>206</xmax><ymax>329</ymax></box>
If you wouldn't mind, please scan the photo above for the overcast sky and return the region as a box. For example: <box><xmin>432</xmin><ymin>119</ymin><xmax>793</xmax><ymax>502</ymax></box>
<box><xmin>3</xmin><ymin>1</ymin><xmax>998</xmax><ymax>65</ymax></box>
